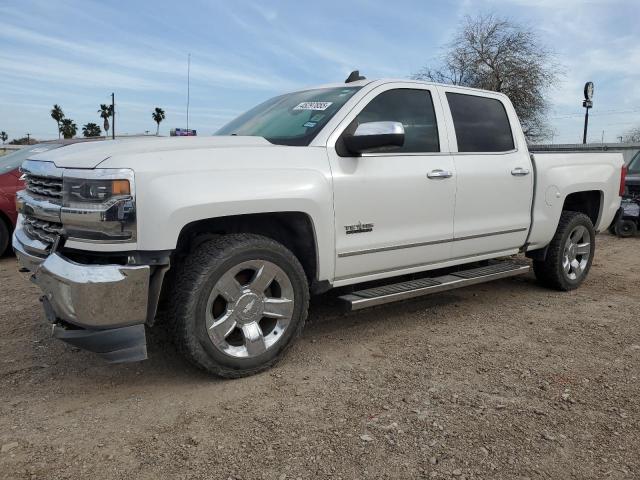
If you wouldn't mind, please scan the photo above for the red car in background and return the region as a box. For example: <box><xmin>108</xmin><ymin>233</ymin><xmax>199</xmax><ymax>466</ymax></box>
<box><xmin>0</xmin><ymin>143</ymin><xmax>66</xmax><ymax>255</ymax></box>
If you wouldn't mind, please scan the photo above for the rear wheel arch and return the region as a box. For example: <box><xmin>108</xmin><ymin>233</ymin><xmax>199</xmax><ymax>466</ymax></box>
<box><xmin>561</xmin><ymin>190</ymin><xmax>603</xmax><ymax>228</ymax></box>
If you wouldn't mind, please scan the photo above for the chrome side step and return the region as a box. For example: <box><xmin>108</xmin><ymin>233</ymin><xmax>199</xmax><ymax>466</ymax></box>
<box><xmin>338</xmin><ymin>261</ymin><xmax>530</xmax><ymax>311</ymax></box>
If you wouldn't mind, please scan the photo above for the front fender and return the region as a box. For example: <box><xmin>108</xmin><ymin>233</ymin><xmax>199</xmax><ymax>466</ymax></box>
<box><xmin>133</xmin><ymin>149</ymin><xmax>335</xmax><ymax>281</ymax></box>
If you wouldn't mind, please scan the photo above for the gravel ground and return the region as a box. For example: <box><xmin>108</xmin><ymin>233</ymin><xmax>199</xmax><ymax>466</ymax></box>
<box><xmin>0</xmin><ymin>233</ymin><xmax>638</xmax><ymax>480</ymax></box>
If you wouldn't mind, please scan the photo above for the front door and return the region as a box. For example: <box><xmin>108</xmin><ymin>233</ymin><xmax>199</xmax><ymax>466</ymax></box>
<box><xmin>327</xmin><ymin>84</ymin><xmax>456</xmax><ymax>283</ymax></box>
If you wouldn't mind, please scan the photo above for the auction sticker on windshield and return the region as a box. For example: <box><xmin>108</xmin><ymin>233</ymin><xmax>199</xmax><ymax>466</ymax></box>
<box><xmin>293</xmin><ymin>102</ymin><xmax>333</xmax><ymax>111</ymax></box>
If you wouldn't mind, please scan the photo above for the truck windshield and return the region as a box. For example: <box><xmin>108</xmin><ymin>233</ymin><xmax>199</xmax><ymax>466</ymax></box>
<box><xmin>629</xmin><ymin>151</ymin><xmax>640</xmax><ymax>174</ymax></box>
<box><xmin>215</xmin><ymin>86</ymin><xmax>362</xmax><ymax>146</ymax></box>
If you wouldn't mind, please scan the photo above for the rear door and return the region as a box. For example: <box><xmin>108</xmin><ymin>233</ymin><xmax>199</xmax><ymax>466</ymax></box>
<box><xmin>439</xmin><ymin>88</ymin><xmax>533</xmax><ymax>258</ymax></box>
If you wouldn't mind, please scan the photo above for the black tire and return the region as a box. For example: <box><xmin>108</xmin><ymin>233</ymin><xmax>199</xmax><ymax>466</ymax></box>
<box><xmin>166</xmin><ymin>234</ymin><xmax>309</xmax><ymax>378</ymax></box>
<box><xmin>0</xmin><ymin>219</ymin><xmax>9</xmax><ymax>257</ymax></box>
<box><xmin>614</xmin><ymin>219</ymin><xmax>637</xmax><ymax>238</ymax></box>
<box><xmin>533</xmin><ymin>211</ymin><xmax>595</xmax><ymax>291</ymax></box>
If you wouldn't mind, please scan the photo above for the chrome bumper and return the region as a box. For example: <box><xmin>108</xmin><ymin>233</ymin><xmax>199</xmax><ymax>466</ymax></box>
<box><xmin>13</xmin><ymin>229</ymin><xmax>150</xmax><ymax>330</ymax></box>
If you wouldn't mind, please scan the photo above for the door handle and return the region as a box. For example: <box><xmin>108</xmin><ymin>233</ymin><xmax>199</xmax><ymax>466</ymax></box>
<box><xmin>427</xmin><ymin>169</ymin><xmax>453</xmax><ymax>179</ymax></box>
<box><xmin>511</xmin><ymin>167</ymin><xmax>530</xmax><ymax>176</ymax></box>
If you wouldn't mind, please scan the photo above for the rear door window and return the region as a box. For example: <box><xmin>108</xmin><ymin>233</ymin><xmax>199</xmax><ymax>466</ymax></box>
<box><xmin>446</xmin><ymin>93</ymin><xmax>514</xmax><ymax>152</ymax></box>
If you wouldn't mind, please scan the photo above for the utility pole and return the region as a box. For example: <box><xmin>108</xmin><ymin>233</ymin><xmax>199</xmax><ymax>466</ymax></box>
<box><xmin>582</xmin><ymin>82</ymin><xmax>594</xmax><ymax>144</ymax></box>
<box><xmin>26</xmin><ymin>133</ymin><xmax>30</xmax><ymax>144</ymax></box>
<box><xmin>186</xmin><ymin>53</ymin><xmax>191</xmax><ymax>132</ymax></box>
<box><xmin>111</xmin><ymin>92</ymin><xmax>115</xmax><ymax>140</ymax></box>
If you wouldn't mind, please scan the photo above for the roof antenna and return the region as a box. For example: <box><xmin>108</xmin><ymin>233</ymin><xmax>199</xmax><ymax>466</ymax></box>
<box><xmin>345</xmin><ymin>70</ymin><xmax>365</xmax><ymax>83</ymax></box>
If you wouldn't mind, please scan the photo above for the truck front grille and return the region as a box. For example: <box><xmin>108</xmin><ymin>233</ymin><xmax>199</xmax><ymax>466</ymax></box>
<box><xmin>23</xmin><ymin>215</ymin><xmax>63</xmax><ymax>246</ymax></box>
<box><xmin>24</xmin><ymin>174</ymin><xmax>63</xmax><ymax>200</ymax></box>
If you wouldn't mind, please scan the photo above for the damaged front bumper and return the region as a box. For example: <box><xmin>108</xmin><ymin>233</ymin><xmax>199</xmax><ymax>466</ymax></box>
<box><xmin>13</xmin><ymin>228</ymin><xmax>150</xmax><ymax>363</ymax></box>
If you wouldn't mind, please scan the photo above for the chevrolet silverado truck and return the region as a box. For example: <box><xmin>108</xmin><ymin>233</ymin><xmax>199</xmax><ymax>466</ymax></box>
<box><xmin>13</xmin><ymin>75</ymin><xmax>626</xmax><ymax>378</ymax></box>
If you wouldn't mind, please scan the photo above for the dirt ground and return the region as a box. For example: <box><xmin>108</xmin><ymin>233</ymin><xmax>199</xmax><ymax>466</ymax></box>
<box><xmin>0</xmin><ymin>233</ymin><xmax>638</xmax><ymax>480</ymax></box>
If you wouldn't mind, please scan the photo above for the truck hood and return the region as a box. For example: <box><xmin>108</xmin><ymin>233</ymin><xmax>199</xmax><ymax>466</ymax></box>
<box><xmin>29</xmin><ymin>136</ymin><xmax>274</xmax><ymax>169</ymax></box>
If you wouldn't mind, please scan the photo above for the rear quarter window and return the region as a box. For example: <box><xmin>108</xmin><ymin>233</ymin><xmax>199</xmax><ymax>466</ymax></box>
<box><xmin>446</xmin><ymin>92</ymin><xmax>515</xmax><ymax>153</ymax></box>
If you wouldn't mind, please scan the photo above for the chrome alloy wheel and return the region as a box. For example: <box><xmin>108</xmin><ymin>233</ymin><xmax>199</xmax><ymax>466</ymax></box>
<box><xmin>205</xmin><ymin>260</ymin><xmax>295</xmax><ymax>358</ymax></box>
<box><xmin>562</xmin><ymin>225</ymin><xmax>591</xmax><ymax>281</ymax></box>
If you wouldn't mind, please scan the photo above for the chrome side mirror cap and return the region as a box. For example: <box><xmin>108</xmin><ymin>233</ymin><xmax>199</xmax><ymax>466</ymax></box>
<box><xmin>343</xmin><ymin>121</ymin><xmax>405</xmax><ymax>155</ymax></box>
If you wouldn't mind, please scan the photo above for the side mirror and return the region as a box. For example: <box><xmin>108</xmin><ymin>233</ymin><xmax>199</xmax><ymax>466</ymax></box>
<box><xmin>343</xmin><ymin>121</ymin><xmax>405</xmax><ymax>155</ymax></box>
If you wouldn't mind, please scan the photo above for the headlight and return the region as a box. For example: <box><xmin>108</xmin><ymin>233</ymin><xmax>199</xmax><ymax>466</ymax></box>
<box><xmin>63</xmin><ymin>178</ymin><xmax>131</xmax><ymax>204</ymax></box>
<box><xmin>60</xmin><ymin>169</ymin><xmax>137</xmax><ymax>243</ymax></box>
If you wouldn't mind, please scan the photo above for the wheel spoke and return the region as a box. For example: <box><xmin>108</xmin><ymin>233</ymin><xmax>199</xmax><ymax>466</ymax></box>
<box><xmin>216</xmin><ymin>273</ymin><xmax>243</xmax><ymax>302</ymax></box>
<box><xmin>563</xmin><ymin>256</ymin><xmax>571</xmax><ymax>273</ymax></box>
<box><xmin>250</xmin><ymin>262</ymin><xmax>278</xmax><ymax>293</ymax></box>
<box><xmin>570</xmin><ymin>259</ymin><xmax>581</xmax><ymax>275</ymax></box>
<box><xmin>242</xmin><ymin>322</ymin><xmax>266</xmax><ymax>356</ymax></box>
<box><xmin>576</xmin><ymin>242</ymin><xmax>590</xmax><ymax>256</ymax></box>
<box><xmin>571</xmin><ymin>226</ymin><xmax>585</xmax><ymax>243</ymax></box>
<box><xmin>263</xmin><ymin>297</ymin><xmax>294</xmax><ymax>319</ymax></box>
<box><xmin>209</xmin><ymin>312</ymin><xmax>237</xmax><ymax>340</ymax></box>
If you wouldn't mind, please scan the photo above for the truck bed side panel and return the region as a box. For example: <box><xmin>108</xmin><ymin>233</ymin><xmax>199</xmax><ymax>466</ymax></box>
<box><xmin>527</xmin><ymin>152</ymin><xmax>623</xmax><ymax>250</ymax></box>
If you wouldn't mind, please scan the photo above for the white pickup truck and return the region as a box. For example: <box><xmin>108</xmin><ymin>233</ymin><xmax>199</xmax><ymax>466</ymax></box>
<box><xmin>13</xmin><ymin>74</ymin><xmax>625</xmax><ymax>377</ymax></box>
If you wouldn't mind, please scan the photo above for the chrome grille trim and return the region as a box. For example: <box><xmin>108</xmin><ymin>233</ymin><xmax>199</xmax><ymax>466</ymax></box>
<box><xmin>22</xmin><ymin>216</ymin><xmax>63</xmax><ymax>246</ymax></box>
<box><xmin>25</xmin><ymin>175</ymin><xmax>63</xmax><ymax>198</ymax></box>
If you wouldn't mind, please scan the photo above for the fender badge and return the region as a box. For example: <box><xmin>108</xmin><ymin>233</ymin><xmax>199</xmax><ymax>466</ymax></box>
<box><xmin>345</xmin><ymin>222</ymin><xmax>374</xmax><ymax>234</ymax></box>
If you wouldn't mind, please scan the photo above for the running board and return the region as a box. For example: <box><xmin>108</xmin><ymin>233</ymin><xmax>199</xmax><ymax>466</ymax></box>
<box><xmin>338</xmin><ymin>261</ymin><xmax>530</xmax><ymax>311</ymax></box>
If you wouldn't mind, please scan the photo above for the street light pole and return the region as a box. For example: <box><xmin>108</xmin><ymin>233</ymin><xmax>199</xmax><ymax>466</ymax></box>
<box><xmin>582</xmin><ymin>81</ymin><xmax>594</xmax><ymax>145</ymax></box>
<box><xmin>111</xmin><ymin>92</ymin><xmax>115</xmax><ymax>140</ymax></box>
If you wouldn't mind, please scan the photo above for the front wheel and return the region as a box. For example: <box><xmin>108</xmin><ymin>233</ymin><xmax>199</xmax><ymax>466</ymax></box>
<box><xmin>167</xmin><ymin>234</ymin><xmax>309</xmax><ymax>378</ymax></box>
<box><xmin>533</xmin><ymin>211</ymin><xmax>595</xmax><ymax>291</ymax></box>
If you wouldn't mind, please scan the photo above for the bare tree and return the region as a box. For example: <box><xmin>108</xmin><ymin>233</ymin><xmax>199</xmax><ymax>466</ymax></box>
<box><xmin>622</xmin><ymin>127</ymin><xmax>640</xmax><ymax>143</ymax></box>
<box><xmin>413</xmin><ymin>14</ymin><xmax>560</xmax><ymax>142</ymax></box>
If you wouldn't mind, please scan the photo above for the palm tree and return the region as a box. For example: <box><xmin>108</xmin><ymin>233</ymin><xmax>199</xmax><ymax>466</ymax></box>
<box><xmin>60</xmin><ymin>118</ymin><xmax>77</xmax><ymax>139</ymax></box>
<box><xmin>98</xmin><ymin>104</ymin><xmax>113</xmax><ymax>137</ymax></box>
<box><xmin>82</xmin><ymin>122</ymin><xmax>101</xmax><ymax>138</ymax></box>
<box><xmin>0</xmin><ymin>131</ymin><xmax>7</xmax><ymax>144</ymax></box>
<box><xmin>50</xmin><ymin>105</ymin><xmax>64</xmax><ymax>139</ymax></box>
<box><xmin>152</xmin><ymin>107</ymin><xmax>166</xmax><ymax>135</ymax></box>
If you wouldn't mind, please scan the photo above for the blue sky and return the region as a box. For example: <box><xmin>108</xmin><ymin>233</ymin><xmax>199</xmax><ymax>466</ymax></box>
<box><xmin>1</xmin><ymin>0</ymin><xmax>638</xmax><ymax>143</ymax></box>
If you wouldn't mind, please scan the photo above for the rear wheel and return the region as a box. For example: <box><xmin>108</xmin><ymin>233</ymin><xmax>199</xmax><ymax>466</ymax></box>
<box><xmin>0</xmin><ymin>219</ymin><xmax>9</xmax><ymax>256</ymax></box>
<box><xmin>168</xmin><ymin>234</ymin><xmax>309</xmax><ymax>378</ymax></box>
<box><xmin>614</xmin><ymin>219</ymin><xmax>637</xmax><ymax>238</ymax></box>
<box><xmin>533</xmin><ymin>211</ymin><xmax>595</xmax><ymax>291</ymax></box>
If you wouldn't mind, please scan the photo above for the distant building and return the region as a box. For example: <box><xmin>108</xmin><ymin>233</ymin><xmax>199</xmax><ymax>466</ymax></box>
<box><xmin>170</xmin><ymin>128</ymin><xmax>197</xmax><ymax>136</ymax></box>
